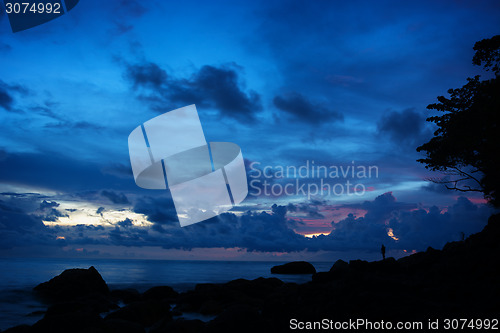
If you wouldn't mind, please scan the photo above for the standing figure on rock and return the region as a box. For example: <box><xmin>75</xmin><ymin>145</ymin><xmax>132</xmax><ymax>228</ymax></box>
<box><xmin>381</xmin><ymin>244</ymin><xmax>386</xmax><ymax>260</ymax></box>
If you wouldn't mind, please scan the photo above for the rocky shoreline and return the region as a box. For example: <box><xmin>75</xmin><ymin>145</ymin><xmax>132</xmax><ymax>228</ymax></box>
<box><xmin>3</xmin><ymin>214</ymin><xmax>499</xmax><ymax>333</ymax></box>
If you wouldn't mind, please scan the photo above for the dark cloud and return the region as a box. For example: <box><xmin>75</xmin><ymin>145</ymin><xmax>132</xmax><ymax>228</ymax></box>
<box><xmin>377</xmin><ymin>108</ymin><xmax>432</xmax><ymax>146</ymax></box>
<box><xmin>0</xmin><ymin>192</ymin><xmax>43</xmax><ymax>198</ymax></box>
<box><xmin>345</xmin><ymin>192</ymin><xmax>417</xmax><ymax>221</ymax></box>
<box><xmin>0</xmin><ymin>83</ymin><xmax>14</xmax><ymax>111</ymax></box>
<box><xmin>124</xmin><ymin>191</ymin><xmax>490</xmax><ymax>252</ymax></box>
<box><xmin>117</xmin><ymin>218</ymin><xmax>133</xmax><ymax>228</ymax></box>
<box><xmin>421</xmin><ymin>181</ymin><xmax>455</xmax><ymax>195</ymax></box>
<box><xmin>273</xmin><ymin>92</ymin><xmax>343</xmax><ymax>124</ymax></box>
<box><xmin>30</xmin><ymin>105</ymin><xmax>62</xmax><ymax>120</ymax></box>
<box><xmin>0</xmin><ymin>191</ymin><xmax>493</xmax><ymax>254</ymax></box>
<box><xmin>0</xmin><ymin>200</ymin><xmax>54</xmax><ymax>249</ymax></box>
<box><xmin>101</xmin><ymin>190</ymin><xmax>130</xmax><ymax>204</ymax></box>
<box><xmin>44</xmin><ymin>120</ymin><xmax>103</xmax><ymax>131</ymax></box>
<box><xmin>286</xmin><ymin>202</ymin><xmax>325</xmax><ymax>219</ymax></box>
<box><xmin>0</xmin><ymin>80</ymin><xmax>28</xmax><ymax>112</ymax></box>
<box><xmin>125</xmin><ymin>61</ymin><xmax>262</xmax><ymax>122</ymax></box>
<box><xmin>126</xmin><ymin>62</ymin><xmax>167</xmax><ymax>89</ymax></box>
<box><xmin>110</xmin><ymin>22</ymin><xmax>134</xmax><ymax>36</ymax></box>
<box><xmin>100</xmin><ymin>164</ymin><xmax>133</xmax><ymax>179</ymax></box>
<box><xmin>0</xmin><ymin>150</ymin><xmax>136</xmax><ymax>193</ymax></box>
<box><xmin>37</xmin><ymin>200</ymin><xmax>68</xmax><ymax>222</ymax></box>
<box><xmin>39</xmin><ymin>200</ymin><xmax>59</xmax><ymax>210</ymax></box>
<box><xmin>325</xmin><ymin>212</ymin><xmax>391</xmax><ymax>250</ymax></box>
<box><xmin>325</xmin><ymin>192</ymin><xmax>493</xmax><ymax>252</ymax></box>
<box><xmin>0</xmin><ymin>201</ymin><xmax>43</xmax><ymax>231</ymax></box>
<box><xmin>387</xmin><ymin>196</ymin><xmax>492</xmax><ymax>250</ymax></box>
<box><xmin>254</xmin><ymin>0</ymin><xmax>500</xmax><ymax>113</ymax></box>
<box><xmin>73</xmin><ymin>121</ymin><xmax>103</xmax><ymax>130</ymax></box>
<box><xmin>133</xmin><ymin>195</ymin><xmax>178</xmax><ymax>225</ymax></box>
<box><xmin>114</xmin><ymin>0</ymin><xmax>147</xmax><ymax>18</ymax></box>
<box><xmin>104</xmin><ymin>0</ymin><xmax>148</xmax><ymax>37</ymax></box>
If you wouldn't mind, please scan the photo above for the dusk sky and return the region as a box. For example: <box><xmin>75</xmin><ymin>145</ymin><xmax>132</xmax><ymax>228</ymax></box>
<box><xmin>0</xmin><ymin>0</ymin><xmax>499</xmax><ymax>261</ymax></box>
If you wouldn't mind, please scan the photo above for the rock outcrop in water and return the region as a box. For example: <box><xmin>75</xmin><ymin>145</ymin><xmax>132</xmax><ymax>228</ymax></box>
<box><xmin>33</xmin><ymin>266</ymin><xmax>109</xmax><ymax>302</ymax></box>
<box><xmin>4</xmin><ymin>214</ymin><xmax>500</xmax><ymax>333</ymax></box>
<box><xmin>270</xmin><ymin>261</ymin><xmax>316</xmax><ymax>274</ymax></box>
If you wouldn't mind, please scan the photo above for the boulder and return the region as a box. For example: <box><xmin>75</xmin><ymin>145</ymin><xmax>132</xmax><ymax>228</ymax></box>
<box><xmin>348</xmin><ymin>259</ymin><xmax>369</xmax><ymax>272</ymax></box>
<box><xmin>31</xmin><ymin>310</ymin><xmax>103</xmax><ymax>333</ymax></box>
<box><xmin>142</xmin><ymin>286</ymin><xmax>178</xmax><ymax>301</ymax></box>
<box><xmin>271</xmin><ymin>261</ymin><xmax>316</xmax><ymax>274</ymax></box>
<box><xmin>205</xmin><ymin>304</ymin><xmax>264</xmax><ymax>333</ymax></box>
<box><xmin>44</xmin><ymin>301</ymin><xmax>98</xmax><ymax>318</ymax></box>
<box><xmin>150</xmin><ymin>318</ymin><xmax>205</xmax><ymax>333</ymax></box>
<box><xmin>43</xmin><ymin>296</ymin><xmax>117</xmax><ymax>318</ymax></box>
<box><xmin>311</xmin><ymin>271</ymin><xmax>334</xmax><ymax>283</ymax></box>
<box><xmin>3</xmin><ymin>325</ymin><xmax>32</xmax><ymax>333</ymax></box>
<box><xmin>368</xmin><ymin>257</ymin><xmax>399</xmax><ymax>272</ymax></box>
<box><xmin>101</xmin><ymin>319</ymin><xmax>146</xmax><ymax>333</ymax></box>
<box><xmin>105</xmin><ymin>300</ymin><xmax>171</xmax><ymax>327</ymax></box>
<box><xmin>329</xmin><ymin>259</ymin><xmax>349</xmax><ymax>272</ymax></box>
<box><xmin>110</xmin><ymin>288</ymin><xmax>141</xmax><ymax>304</ymax></box>
<box><xmin>34</xmin><ymin>266</ymin><xmax>109</xmax><ymax>302</ymax></box>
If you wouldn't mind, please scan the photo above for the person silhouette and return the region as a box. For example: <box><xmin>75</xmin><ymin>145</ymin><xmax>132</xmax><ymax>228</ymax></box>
<box><xmin>381</xmin><ymin>244</ymin><xmax>386</xmax><ymax>260</ymax></box>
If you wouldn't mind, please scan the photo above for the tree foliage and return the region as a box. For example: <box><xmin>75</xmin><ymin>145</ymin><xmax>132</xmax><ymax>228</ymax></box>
<box><xmin>417</xmin><ymin>35</ymin><xmax>500</xmax><ymax>207</ymax></box>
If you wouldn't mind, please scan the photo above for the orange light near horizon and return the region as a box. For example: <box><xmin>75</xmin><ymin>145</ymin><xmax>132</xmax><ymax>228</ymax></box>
<box><xmin>467</xmin><ymin>197</ymin><xmax>488</xmax><ymax>205</ymax></box>
<box><xmin>56</xmin><ymin>236</ymin><xmax>65</xmax><ymax>240</ymax></box>
<box><xmin>303</xmin><ymin>232</ymin><xmax>330</xmax><ymax>238</ymax></box>
<box><xmin>387</xmin><ymin>228</ymin><xmax>399</xmax><ymax>241</ymax></box>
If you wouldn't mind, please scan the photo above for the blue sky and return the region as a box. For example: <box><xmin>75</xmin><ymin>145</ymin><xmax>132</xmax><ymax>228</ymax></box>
<box><xmin>0</xmin><ymin>0</ymin><xmax>499</xmax><ymax>261</ymax></box>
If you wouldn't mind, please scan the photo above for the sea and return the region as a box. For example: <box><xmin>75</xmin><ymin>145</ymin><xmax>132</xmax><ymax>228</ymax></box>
<box><xmin>0</xmin><ymin>258</ymin><xmax>333</xmax><ymax>330</ymax></box>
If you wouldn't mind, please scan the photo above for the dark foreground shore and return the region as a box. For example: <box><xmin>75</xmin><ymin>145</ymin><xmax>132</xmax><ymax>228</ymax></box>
<box><xmin>3</xmin><ymin>214</ymin><xmax>499</xmax><ymax>333</ymax></box>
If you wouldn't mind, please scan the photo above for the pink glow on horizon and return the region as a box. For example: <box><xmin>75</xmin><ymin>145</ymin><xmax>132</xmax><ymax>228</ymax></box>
<box><xmin>287</xmin><ymin>206</ymin><xmax>368</xmax><ymax>236</ymax></box>
<box><xmin>300</xmin><ymin>232</ymin><xmax>331</xmax><ymax>238</ymax></box>
<box><xmin>466</xmin><ymin>197</ymin><xmax>488</xmax><ymax>205</ymax></box>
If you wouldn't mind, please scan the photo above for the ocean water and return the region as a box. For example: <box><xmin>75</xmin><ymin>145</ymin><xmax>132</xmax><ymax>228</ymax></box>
<box><xmin>0</xmin><ymin>258</ymin><xmax>333</xmax><ymax>330</ymax></box>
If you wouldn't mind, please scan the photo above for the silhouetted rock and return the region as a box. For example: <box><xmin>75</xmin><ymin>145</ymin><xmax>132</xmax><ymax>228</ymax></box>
<box><xmin>102</xmin><ymin>319</ymin><xmax>146</xmax><ymax>333</ymax></box>
<box><xmin>142</xmin><ymin>286</ymin><xmax>178</xmax><ymax>302</ymax></box>
<box><xmin>150</xmin><ymin>318</ymin><xmax>205</xmax><ymax>333</ymax></box>
<box><xmin>271</xmin><ymin>261</ymin><xmax>316</xmax><ymax>274</ymax></box>
<box><xmin>348</xmin><ymin>259</ymin><xmax>369</xmax><ymax>272</ymax></box>
<box><xmin>33</xmin><ymin>266</ymin><xmax>109</xmax><ymax>302</ymax></box>
<box><xmin>205</xmin><ymin>304</ymin><xmax>264</xmax><ymax>333</ymax></box>
<box><xmin>3</xmin><ymin>325</ymin><xmax>32</xmax><ymax>333</ymax></box>
<box><xmin>105</xmin><ymin>300</ymin><xmax>171</xmax><ymax>327</ymax></box>
<box><xmin>110</xmin><ymin>288</ymin><xmax>141</xmax><ymax>304</ymax></box>
<box><xmin>327</xmin><ymin>258</ymin><xmax>350</xmax><ymax>278</ymax></box>
<box><xmin>310</xmin><ymin>271</ymin><xmax>333</xmax><ymax>283</ymax></box>
<box><xmin>368</xmin><ymin>257</ymin><xmax>399</xmax><ymax>272</ymax></box>
<box><xmin>44</xmin><ymin>301</ymin><xmax>97</xmax><ymax>318</ymax></box>
<box><xmin>329</xmin><ymin>258</ymin><xmax>348</xmax><ymax>272</ymax></box>
<box><xmin>31</xmin><ymin>310</ymin><xmax>103</xmax><ymax>333</ymax></box>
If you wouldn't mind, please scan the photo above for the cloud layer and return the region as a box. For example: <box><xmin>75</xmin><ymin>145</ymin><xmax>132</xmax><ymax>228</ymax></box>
<box><xmin>125</xmin><ymin>61</ymin><xmax>262</xmax><ymax>122</ymax></box>
<box><xmin>0</xmin><ymin>191</ymin><xmax>493</xmax><ymax>256</ymax></box>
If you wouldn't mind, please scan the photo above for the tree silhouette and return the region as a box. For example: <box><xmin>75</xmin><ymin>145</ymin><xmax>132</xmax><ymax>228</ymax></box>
<box><xmin>417</xmin><ymin>35</ymin><xmax>500</xmax><ymax>207</ymax></box>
